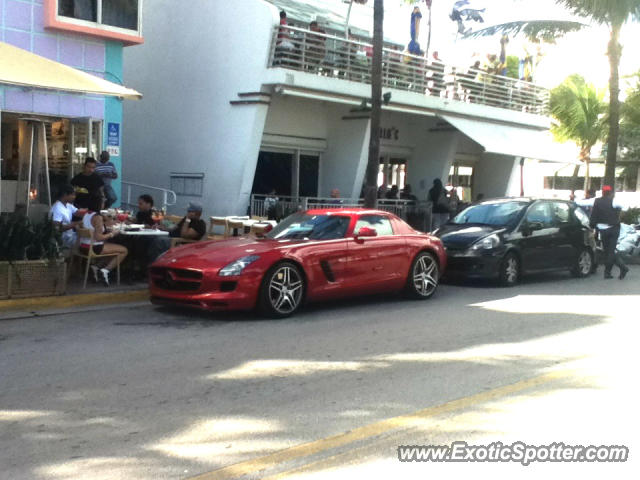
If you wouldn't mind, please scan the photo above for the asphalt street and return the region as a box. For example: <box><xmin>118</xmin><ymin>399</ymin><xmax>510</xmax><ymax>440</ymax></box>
<box><xmin>1</xmin><ymin>268</ymin><xmax>638</xmax><ymax>479</ymax></box>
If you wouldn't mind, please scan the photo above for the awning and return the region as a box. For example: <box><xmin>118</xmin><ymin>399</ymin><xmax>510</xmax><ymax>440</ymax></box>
<box><xmin>441</xmin><ymin>114</ymin><xmax>577</xmax><ymax>163</ymax></box>
<box><xmin>0</xmin><ymin>41</ymin><xmax>142</xmax><ymax>100</ymax></box>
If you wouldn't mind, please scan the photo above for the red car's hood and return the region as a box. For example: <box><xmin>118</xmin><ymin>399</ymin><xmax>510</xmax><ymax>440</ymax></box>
<box><xmin>153</xmin><ymin>237</ymin><xmax>286</xmax><ymax>270</ymax></box>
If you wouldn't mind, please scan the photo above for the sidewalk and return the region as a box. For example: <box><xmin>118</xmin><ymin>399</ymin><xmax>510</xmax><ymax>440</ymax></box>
<box><xmin>0</xmin><ymin>278</ymin><xmax>149</xmax><ymax>319</ymax></box>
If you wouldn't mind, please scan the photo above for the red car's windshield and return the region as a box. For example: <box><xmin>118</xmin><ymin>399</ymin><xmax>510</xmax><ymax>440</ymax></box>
<box><xmin>266</xmin><ymin>212</ymin><xmax>351</xmax><ymax>240</ymax></box>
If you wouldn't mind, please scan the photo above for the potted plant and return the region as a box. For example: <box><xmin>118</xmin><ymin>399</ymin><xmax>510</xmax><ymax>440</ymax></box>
<box><xmin>0</xmin><ymin>209</ymin><xmax>66</xmax><ymax>299</ymax></box>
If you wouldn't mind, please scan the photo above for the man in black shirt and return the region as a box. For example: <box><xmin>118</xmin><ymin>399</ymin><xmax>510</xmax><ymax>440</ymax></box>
<box><xmin>149</xmin><ymin>202</ymin><xmax>207</xmax><ymax>262</ymax></box>
<box><xmin>590</xmin><ymin>185</ymin><xmax>629</xmax><ymax>280</ymax></box>
<box><xmin>169</xmin><ymin>202</ymin><xmax>206</xmax><ymax>240</ymax></box>
<box><xmin>136</xmin><ymin>194</ymin><xmax>155</xmax><ymax>226</ymax></box>
<box><xmin>71</xmin><ymin>157</ymin><xmax>104</xmax><ymax>209</ymax></box>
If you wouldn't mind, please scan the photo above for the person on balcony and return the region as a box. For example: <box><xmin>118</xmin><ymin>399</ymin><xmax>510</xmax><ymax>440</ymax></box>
<box><xmin>307</xmin><ymin>21</ymin><xmax>326</xmax><ymax>73</ymax></box>
<box><xmin>385</xmin><ymin>185</ymin><xmax>399</xmax><ymax>199</ymax></box>
<box><xmin>275</xmin><ymin>10</ymin><xmax>295</xmax><ymax>66</ymax></box>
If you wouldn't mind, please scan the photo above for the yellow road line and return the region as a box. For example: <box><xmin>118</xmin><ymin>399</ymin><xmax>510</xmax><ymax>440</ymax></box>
<box><xmin>187</xmin><ymin>369</ymin><xmax>572</xmax><ymax>480</ymax></box>
<box><xmin>0</xmin><ymin>290</ymin><xmax>149</xmax><ymax>314</ymax></box>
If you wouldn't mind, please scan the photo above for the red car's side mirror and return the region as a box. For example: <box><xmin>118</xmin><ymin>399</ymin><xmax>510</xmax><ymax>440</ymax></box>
<box><xmin>355</xmin><ymin>226</ymin><xmax>378</xmax><ymax>239</ymax></box>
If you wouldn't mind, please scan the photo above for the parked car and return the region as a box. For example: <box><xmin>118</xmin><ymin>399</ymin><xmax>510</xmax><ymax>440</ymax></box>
<box><xmin>150</xmin><ymin>209</ymin><xmax>446</xmax><ymax>317</ymax></box>
<box><xmin>435</xmin><ymin>198</ymin><xmax>596</xmax><ymax>285</ymax></box>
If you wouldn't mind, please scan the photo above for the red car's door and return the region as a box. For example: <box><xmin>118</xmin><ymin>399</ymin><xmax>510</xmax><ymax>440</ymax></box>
<box><xmin>296</xmin><ymin>238</ymin><xmax>351</xmax><ymax>300</ymax></box>
<box><xmin>346</xmin><ymin>214</ymin><xmax>408</xmax><ymax>292</ymax></box>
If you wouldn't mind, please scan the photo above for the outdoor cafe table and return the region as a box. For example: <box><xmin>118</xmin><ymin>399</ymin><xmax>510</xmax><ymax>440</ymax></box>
<box><xmin>119</xmin><ymin>229</ymin><xmax>169</xmax><ymax>236</ymax></box>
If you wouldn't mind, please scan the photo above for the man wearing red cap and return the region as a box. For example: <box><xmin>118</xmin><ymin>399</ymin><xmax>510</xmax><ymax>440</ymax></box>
<box><xmin>590</xmin><ymin>185</ymin><xmax>629</xmax><ymax>279</ymax></box>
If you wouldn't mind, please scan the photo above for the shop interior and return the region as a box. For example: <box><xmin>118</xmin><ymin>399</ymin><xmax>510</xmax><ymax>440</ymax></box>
<box><xmin>1</xmin><ymin>112</ymin><xmax>102</xmax><ymax>215</ymax></box>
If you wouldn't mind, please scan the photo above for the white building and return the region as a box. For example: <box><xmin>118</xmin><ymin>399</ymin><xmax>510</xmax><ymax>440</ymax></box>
<box><xmin>122</xmin><ymin>0</ymin><xmax>567</xmax><ymax>217</ymax></box>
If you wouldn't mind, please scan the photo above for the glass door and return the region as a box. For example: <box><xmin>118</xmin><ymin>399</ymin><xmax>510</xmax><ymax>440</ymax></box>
<box><xmin>70</xmin><ymin>118</ymin><xmax>102</xmax><ymax>177</ymax></box>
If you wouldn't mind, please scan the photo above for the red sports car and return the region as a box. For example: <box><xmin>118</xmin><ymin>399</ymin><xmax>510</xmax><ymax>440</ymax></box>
<box><xmin>149</xmin><ymin>209</ymin><xmax>446</xmax><ymax>317</ymax></box>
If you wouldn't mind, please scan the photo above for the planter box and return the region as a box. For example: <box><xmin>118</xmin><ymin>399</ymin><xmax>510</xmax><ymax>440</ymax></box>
<box><xmin>0</xmin><ymin>260</ymin><xmax>66</xmax><ymax>300</ymax></box>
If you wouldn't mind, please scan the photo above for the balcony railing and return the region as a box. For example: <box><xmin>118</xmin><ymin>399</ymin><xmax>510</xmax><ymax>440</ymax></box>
<box><xmin>269</xmin><ymin>26</ymin><xmax>550</xmax><ymax>115</ymax></box>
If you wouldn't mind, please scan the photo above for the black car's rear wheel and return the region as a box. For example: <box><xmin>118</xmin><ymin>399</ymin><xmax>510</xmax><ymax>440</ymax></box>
<box><xmin>406</xmin><ymin>252</ymin><xmax>439</xmax><ymax>299</ymax></box>
<box><xmin>258</xmin><ymin>261</ymin><xmax>305</xmax><ymax>318</ymax></box>
<box><xmin>571</xmin><ymin>248</ymin><xmax>593</xmax><ymax>278</ymax></box>
<box><xmin>499</xmin><ymin>252</ymin><xmax>520</xmax><ymax>287</ymax></box>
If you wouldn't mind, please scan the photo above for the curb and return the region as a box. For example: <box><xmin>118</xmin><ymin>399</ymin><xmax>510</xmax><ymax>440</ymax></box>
<box><xmin>0</xmin><ymin>289</ymin><xmax>149</xmax><ymax>315</ymax></box>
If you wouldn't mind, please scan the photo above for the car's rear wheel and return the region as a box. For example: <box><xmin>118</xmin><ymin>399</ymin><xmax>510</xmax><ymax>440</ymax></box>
<box><xmin>499</xmin><ymin>252</ymin><xmax>520</xmax><ymax>287</ymax></box>
<box><xmin>571</xmin><ymin>248</ymin><xmax>593</xmax><ymax>278</ymax></box>
<box><xmin>258</xmin><ymin>261</ymin><xmax>305</xmax><ymax>318</ymax></box>
<box><xmin>406</xmin><ymin>251</ymin><xmax>439</xmax><ymax>299</ymax></box>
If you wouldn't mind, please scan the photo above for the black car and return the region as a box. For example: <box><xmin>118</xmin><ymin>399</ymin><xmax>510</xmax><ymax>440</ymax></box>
<box><xmin>435</xmin><ymin>198</ymin><xmax>596</xmax><ymax>286</ymax></box>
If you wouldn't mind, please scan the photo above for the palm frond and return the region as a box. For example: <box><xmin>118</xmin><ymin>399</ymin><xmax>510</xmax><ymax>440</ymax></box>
<box><xmin>463</xmin><ymin>20</ymin><xmax>585</xmax><ymax>42</ymax></box>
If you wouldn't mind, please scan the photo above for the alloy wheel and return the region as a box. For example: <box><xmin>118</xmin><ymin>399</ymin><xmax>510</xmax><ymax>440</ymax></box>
<box><xmin>413</xmin><ymin>253</ymin><xmax>439</xmax><ymax>297</ymax></box>
<box><xmin>578</xmin><ymin>250</ymin><xmax>592</xmax><ymax>275</ymax></box>
<box><xmin>503</xmin><ymin>256</ymin><xmax>519</xmax><ymax>285</ymax></box>
<box><xmin>268</xmin><ymin>265</ymin><xmax>304</xmax><ymax>315</ymax></box>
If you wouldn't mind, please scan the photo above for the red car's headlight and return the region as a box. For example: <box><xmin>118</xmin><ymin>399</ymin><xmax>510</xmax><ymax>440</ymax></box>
<box><xmin>218</xmin><ymin>255</ymin><xmax>260</xmax><ymax>277</ymax></box>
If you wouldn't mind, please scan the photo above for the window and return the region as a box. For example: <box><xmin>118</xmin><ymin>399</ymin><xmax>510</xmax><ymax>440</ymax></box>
<box><xmin>355</xmin><ymin>215</ymin><xmax>394</xmax><ymax>236</ymax></box>
<box><xmin>551</xmin><ymin>202</ymin><xmax>571</xmax><ymax>226</ymax></box>
<box><xmin>58</xmin><ymin>0</ymin><xmax>139</xmax><ymax>31</ymax></box>
<box><xmin>525</xmin><ymin>202</ymin><xmax>553</xmax><ymax>228</ymax></box>
<box><xmin>453</xmin><ymin>201</ymin><xmax>528</xmax><ymax>227</ymax></box>
<box><xmin>170</xmin><ymin>173</ymin><xmax>204</xmax><ymax>197</ymax></box>
<box><xmin>267</xmin><ymin>213</ymin><xmax>350</xmax><ymax>240</ymax></box>
<box><xmin>574</xmin><ymin>206</ymin><xmax>590</xmax><ymax>227</ymax></box>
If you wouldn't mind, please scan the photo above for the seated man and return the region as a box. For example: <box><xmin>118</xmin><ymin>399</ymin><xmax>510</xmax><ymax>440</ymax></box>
<box><xmin>136</xmin><ymin>194</ymin><xmax>155</xmax><ymax>227</ymax></box>
<box><xmin>149</xmin><ymin>202</ymin><xmax>206</xmax><ymax>261</ymax></box>
<box><xmin>50</xmin><ymin>184</ymin><xmax>80</xmax><ymax>249</ymax></box>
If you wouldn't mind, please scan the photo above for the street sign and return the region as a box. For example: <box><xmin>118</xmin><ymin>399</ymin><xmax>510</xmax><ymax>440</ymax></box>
<box><xmin>107</xmin><ymin>122</ymin><xmax>120</xmax><ymax>147</ymax></box>
<box><xmin>107</xmin><ymin>146</ymin><xmax>120</xmax><ymax>156</ymax></box>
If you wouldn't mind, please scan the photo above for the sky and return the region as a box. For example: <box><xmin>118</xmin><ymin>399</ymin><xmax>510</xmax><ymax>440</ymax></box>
<box><xmin>334</xmin><ymin>0</ymin><xmax>640</xmax><ymax>91</ymax></box>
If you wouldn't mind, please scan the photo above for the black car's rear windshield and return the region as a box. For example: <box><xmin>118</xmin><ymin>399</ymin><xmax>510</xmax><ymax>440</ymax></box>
<box><xmin>452</xmin><ymin>201</ymin><xmax>529</xmax><ymax>227</ymax></box>
<box><xmin>266</xmin><ymin>213</ymin><xmax>350</xmax><ymax>240</ymax></box>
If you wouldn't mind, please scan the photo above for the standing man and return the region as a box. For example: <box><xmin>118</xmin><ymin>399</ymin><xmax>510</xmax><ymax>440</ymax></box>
<box><xmin>590</xmin><ymin>185</ymin><xmax>629</xmax><ymax>280</ymax></box>
<box><xmin>96</xmin><ymin>151</ymin><xmax>118</xmax><ymax>208</ymax></box>
<box><xmin>71</xmin><ymin>157</ymin><xmax>104</xmax><ymax>209</ymax></box>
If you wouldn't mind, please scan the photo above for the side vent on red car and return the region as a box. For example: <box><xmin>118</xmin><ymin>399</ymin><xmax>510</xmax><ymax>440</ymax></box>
<box><xmin>320</xmin><ymin>260</ymin><xmax>336</xmax><ymax>282</ymax></box>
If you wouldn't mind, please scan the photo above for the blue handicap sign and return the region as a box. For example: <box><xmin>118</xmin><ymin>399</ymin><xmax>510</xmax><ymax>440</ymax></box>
<box><xmin>108</xmin><ymin>123</ymin><xmax>120</xmax><ymax>146</ymax></box>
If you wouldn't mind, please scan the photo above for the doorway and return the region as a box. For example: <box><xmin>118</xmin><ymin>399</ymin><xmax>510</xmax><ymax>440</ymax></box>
<box><xmin>252</xmin><ymin>149</ymin><xmax>321</xmax><ymax>198</ymax></box>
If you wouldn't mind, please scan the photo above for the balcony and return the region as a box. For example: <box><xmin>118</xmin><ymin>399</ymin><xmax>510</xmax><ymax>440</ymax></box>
<box><xmin>268</xmin><ymin>26</ymin><xmax>550</xmax><ymax>115</ymax></box>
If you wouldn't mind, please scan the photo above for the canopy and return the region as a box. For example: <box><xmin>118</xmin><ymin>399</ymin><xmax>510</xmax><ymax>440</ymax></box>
<box><xmin>0</xmin><ymin>41</ymin><xmax>142</xmax><ymax>100</ymax></box>
<box><xmin>441</xmin><ymin>114</ymin><xmax>577</xmax><ymax>163</ymax></box>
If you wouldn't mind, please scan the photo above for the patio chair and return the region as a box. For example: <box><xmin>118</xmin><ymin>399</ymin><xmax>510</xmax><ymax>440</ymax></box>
<box><xmin>70</xmin><ymin>228</ymin><xmax>120</xmax><ymax>289</ymax></box>
<box><xmin>226</xmin><ymin>218</ymin><xmax>245</xmax><ymax>237</ymax></box>
<box><xmin>209</xmin><ymin>216</ymin><xmax>227</xmax><ymax>239</ymax></box>
<box><xmin>250</xmin><ymin>223</ymin><xmax>271</xmax><ymax>237</ymax></box>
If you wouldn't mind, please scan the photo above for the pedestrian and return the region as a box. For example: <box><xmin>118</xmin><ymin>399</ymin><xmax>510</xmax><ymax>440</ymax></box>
<box><xmin>428</xmin><ymin>178</ymin><xmax>450</xmax><ymax>230</ymax></box>
<box><xmin>589</xmin><ymin>185</ymin><xmax>629</xmax><ymax>280</ymax></box>
<box><xmin>386</xmin><ymin>185</ymin><xmax>399</xmax><ymax>199</ymax></box>
<box><xmin>70</xmin><ymin>157</ymin><xmax>104</xmax><ymax>209</ymax></box>
<box><xmin>448</xmin><ymin>187</ymin><xmax>461</xmax><ymax>218</ymax></box>
<box><xmin>264</xmin><ymin>189</ymin><xmax>279</xmax><ymax>220</ymax></box>
<box><xmin>329</xmin><ymin>188</ymin><xmax>343</xmax><ymax>205</ymax></box>
<box><xmin>95</xmin><ymin>151</ymin><xmax>118</xmax><ymax>208</ymax></box>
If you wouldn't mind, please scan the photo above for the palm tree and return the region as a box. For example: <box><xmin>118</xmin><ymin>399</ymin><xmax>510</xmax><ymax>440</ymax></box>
<box><xmin>466</xmin><ymin>0</ymin><xmax>640</xmax><ymax>188</ymax></box>
<box><xmin>550</xmin><ymin>74</ymin><xmax>607</xmax><ymax>191</ymax></box>
<box><xmin>363</xmin><ymin>0</ymin><xmax>384</xmax><ymax>208</ymax></box>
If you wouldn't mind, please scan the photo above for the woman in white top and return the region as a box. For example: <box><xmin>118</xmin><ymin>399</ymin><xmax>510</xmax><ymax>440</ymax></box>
<box><xmin>81</xmin><ymin>195</ymin><xmax>128</xmax><ymax>286</ymax></box>
<box><xmin>50</xmin><ymin>185</ymin><xmax>79</xmax><ymax>248</ymax></box>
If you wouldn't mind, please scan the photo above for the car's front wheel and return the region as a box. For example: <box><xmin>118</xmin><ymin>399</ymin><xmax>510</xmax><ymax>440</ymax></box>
<box><xmin>258</xmin><ymin>261</ymin><xmax>305</xmax><ymax>318</ymax></box>
<box><xmin>499</xmin><ymin>252</ymin><xmax>520</xmax><ymax>286</ymax></box>
<box><xmin>406</xmin><ymin>251</ymin><xmax>439</xmax><ymax>299</ymax></box>
<box><xmin>571</xmin><ymin>248</ymin><xmax>593</xmax><ymax>278</ymax></box>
